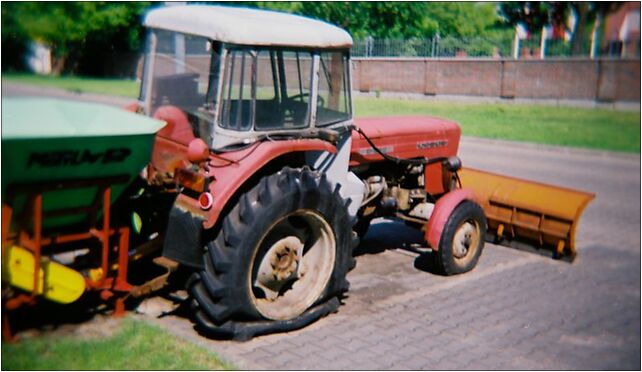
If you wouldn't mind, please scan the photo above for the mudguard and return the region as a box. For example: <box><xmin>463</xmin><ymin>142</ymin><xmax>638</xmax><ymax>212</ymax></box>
<box><xmin>424</xmin><ymin>188</ymin><xmax>477</xmax><ymax>250</ymax></box>
<box><xmin>162</xmin><ymin>204</ymin><xmax>205</xmax><ymax>269</ymax></box>
<box><xmin>161</xmin><ymin>140</ymin><xmax>338</xmax><ymax>267</ymax></box>
<box><xmin>201</xmin><ymin>140</ymin><xmax>337</xmax><ymax>229</ymax></box>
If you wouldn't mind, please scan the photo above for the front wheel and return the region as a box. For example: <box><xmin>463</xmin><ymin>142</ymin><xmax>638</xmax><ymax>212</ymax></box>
<box><xmin>188</xmin><ymin>167</ymin><xmax>356</xmax><ymax>339</ymax></box>
<box><xmin>433</xmin><ymin>200</ymin><xmax>487</xmax><ymax>276</ymax></box>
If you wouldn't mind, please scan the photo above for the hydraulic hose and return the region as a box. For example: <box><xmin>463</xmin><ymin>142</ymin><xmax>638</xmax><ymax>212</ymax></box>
<box><xmin>354</xmin><ymin>126</ymin><xmax>449</xmax><ymax>166</ymax></box>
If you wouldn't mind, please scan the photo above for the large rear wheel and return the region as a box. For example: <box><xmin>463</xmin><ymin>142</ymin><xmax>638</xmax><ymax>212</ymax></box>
<box><xmin>188</xmin><ymin>167</ymin><xmax>356</xmax><ymax>339</ymax></box>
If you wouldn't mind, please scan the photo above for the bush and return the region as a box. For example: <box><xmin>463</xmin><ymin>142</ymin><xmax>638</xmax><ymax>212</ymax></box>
<box><xmin>1</xmin><ymin>4</ymin><xmax>29</xmax><ymax>72</ymax></box>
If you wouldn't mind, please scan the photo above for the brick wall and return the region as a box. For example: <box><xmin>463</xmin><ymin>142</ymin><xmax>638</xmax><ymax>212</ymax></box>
<box><xmin>352</xmin><ymin>58</ymin><xmax>641</xmax><ymax>102</ymax></box>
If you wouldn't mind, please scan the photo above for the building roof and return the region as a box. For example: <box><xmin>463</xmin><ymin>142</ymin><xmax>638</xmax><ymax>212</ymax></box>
<box><xmin>143</xmin><ymin>5</ymin><xmax>353</xmax><ymax>49</ymax></box>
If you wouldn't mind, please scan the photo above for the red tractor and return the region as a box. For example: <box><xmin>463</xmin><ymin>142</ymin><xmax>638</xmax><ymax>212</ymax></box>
<box><xmin>2</xmin><ymin>5</ymin><xmax>594</xmax><ymax>341</ymax></box>
<box><xmin>129</xmin><ymin>5</ymin><xmax>594</xmax><ymax>340</ymax></box>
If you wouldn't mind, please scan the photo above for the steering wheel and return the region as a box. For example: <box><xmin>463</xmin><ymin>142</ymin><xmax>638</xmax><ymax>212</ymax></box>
<box><xmin>287</xmin><ymin>93</ymin><xmax>325</xmax><ymax>107</ymax></box>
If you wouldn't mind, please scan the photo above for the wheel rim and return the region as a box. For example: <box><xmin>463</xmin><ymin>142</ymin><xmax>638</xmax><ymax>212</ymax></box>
<box><xmin>250</xmin><ymin>210</ymin><xmax>336</xmax><ymax>320</ymax></box>
<box><xmin>451</xmin><ymin>219</ymin><xmax>481</xmax><ymax>264</ymax></box>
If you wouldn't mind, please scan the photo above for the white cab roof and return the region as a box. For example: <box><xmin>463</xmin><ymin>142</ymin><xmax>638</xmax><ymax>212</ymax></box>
<box><xmin>144</xmin><ymin>5</ymin><xmax>353</xmax><ymax>49</ymax></box>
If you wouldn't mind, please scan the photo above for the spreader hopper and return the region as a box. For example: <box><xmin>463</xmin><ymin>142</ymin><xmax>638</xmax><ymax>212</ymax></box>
<box><xmin>1</xmin><ymin>98</ymin><xmax>165</xmax><ymax>230</ymax></box>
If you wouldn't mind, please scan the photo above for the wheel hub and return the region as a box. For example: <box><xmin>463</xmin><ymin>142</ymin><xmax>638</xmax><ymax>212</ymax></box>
<box><xmin>250</xmin><ymin>210</ymin><xmax>336</xmax><ymax>320</ymax></box>
<box><xmin>453</xmin><ymin>222</ymin><xmax>477</xmax><ymax>259</ymax></box>
<box><xmin>270</xmin><ymin>239</ymin><xmax>301</xmax><ymax>280</ymax></box>
<box><xmin>256</xmin><ymin>236</ymin><xmax>304</xmax><ymax>300</ymax></box>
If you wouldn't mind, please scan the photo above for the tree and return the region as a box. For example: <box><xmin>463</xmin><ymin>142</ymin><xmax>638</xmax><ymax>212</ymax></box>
<box><xmin>424</xmin><ymin>2</ymin><xmax>501</xmax><ymax>37</ymax></box>
<box><xmin>499</xmin><ymin>2</ymin><xmax>623</xmax><ymax>55</ymax></box>
<box><xmin>1</xmin><ymin>4</ymin><xmax>30</xmax><ymax>71</ymax></box>
<box><xmin>499</xmin><ymin>2</ymin><xmax>554</xmax><ymax>35</ymax></box>
<box><xmin>272</xmin><ymin>2</ymin><xmax>436</xmax><ymax>38</ymax></box>
<box><xmin>2</xmin><ymin>2</ymin><xmax>150</xmax><ymax>74</ymax></box>
<box><xmin>236</xmin><ymin>1</ymin><xmax>504</xmax><ymax>39</ymax></box>
<box><xmin>568</xmin><ymin>2</ymin><xmax>622</xmax><ymax>55</ymax></box>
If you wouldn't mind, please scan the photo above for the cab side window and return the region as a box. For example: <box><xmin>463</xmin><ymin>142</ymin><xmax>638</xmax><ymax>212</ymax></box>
<box><xmin>255</xmin><ymin>50</ymin><xmax>313</xmax><ymax>130</ymax></box>
<box><xmin>219</xmin><ymin>48</ymin><xmax>313</xmax><ymax>131</ymax></box>
<box><xmin>316</xmin><ymin>52</ymin><xmax>351</xmax><ymax>126</ymax></box>
<box><xmin>219</xmin><ymin>50</ymin><xmax>255</xmax><ymax>131</ymax></box>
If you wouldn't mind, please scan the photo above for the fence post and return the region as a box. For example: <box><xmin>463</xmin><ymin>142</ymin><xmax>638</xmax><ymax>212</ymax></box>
<box><xmin>512</xmin><ymin>28</ymin><xmax>520</xmax><ymax>59</ymax></box>
<box><xmin>431</xmin><ymin>36</ymin><xmax>436</xmax><ymax>57</ymax></box>
<box><xmin>540</xmin><ymin>27</ymin><xmax>547</xmax><ymax>59</ymax></box>
<box><xmin>590</xmin><ymin>15</ymin><xmax>601</xmax><ymax>59</ymax></box>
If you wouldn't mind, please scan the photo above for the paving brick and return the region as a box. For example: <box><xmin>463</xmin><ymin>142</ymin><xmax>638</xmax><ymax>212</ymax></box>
<box><xmin>288</xmin><ymin>342</ymin><xmax>324</xmax><ymax>358</ymax></box>
<box><xmin>341</xmin><ymin>338</ymin><xmax>372</xmax><ymax>353</ymax></box>
<box><xmin>294</xmin><ymin>354</ymin><xmax>328</xmax><ymax>370</ymax></box>
<box><xmin>267</xmin><ymin>350</ymin><xmax>300</xmax><ymax>368</ymax></box>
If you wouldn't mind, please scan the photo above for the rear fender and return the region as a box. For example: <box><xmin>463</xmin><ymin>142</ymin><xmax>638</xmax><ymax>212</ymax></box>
<box><xmin>424</xmin><ymin>188</ymin><xmax>476</xmax><ymax>250</ymax></box>
<box><xmin>162</xmin><ymin>140</ymin><xmax>336</xmax><ymax>267</ymax></box>
<box><xmin>178</xmin><ymin>139</ymin><xmax>336</xmax><ymax>229</ymax></box>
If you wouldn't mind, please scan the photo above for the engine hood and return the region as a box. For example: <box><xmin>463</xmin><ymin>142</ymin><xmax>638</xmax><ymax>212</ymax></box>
<box><xmin>353</xmin><ymin>115</ymin><xmax>460</xmax><ymax>140</ymax></box>
<box><xmin>350</xmin><ymin>116</ymin><xmax>461</xmax><ymax>165</ymax></box>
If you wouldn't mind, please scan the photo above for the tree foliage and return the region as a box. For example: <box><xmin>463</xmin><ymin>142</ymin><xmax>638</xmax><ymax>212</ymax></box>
<box><xmin>2</xmin><ymin>1</ymin><xmax>515</xmax><ymax>76</ymax></box>
<box><xmin>229</xmin><ymin>1</ymin><xmax>506</xmax><ymax>38</ymax></box>
<box><xmin>1</xmin><ymin>4</ymin><xmax>30</xmax><ymax>71</ymax></box>
<box><xmin>499</xmin><ymin>2</ymin><xmax>622</xmax><ymax>55</ymax></box>
<box><xmin>2</xmin><ymin>1</ymin><xmax>150</xmax><ymax>74</ymax></box>
<box><xmin>499</xmin><ymin>2</ymin><xmax>552</xmax><ymax>33</ymax></box>
<box><xmin>4</xmin><ymin>1</ymin><xmax>626</xmax><ymax>76</ymax></box>
<box><xmin>424</xmin><ymin>2</ymin><xmax>500</xmax><ymax>37</ymax></box>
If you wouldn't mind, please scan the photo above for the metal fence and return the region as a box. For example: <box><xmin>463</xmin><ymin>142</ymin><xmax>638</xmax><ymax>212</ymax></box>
<box><xmin>352</xmin><ymin>36</ymin><xmax>641</xmax><ymax>59</ymax></box>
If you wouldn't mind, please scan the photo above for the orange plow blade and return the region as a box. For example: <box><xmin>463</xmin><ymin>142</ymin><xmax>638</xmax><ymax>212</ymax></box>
<box><xmin>459</xmin><ymin>168</ymin><xmax>595</xmax><ymax>260</ymax></box>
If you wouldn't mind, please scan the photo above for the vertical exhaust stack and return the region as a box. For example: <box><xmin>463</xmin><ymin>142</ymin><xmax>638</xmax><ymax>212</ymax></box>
<box><xmin>459</xmin><ymin>168</ymin><xmax>595</xmax><ymax>260</ymax></box>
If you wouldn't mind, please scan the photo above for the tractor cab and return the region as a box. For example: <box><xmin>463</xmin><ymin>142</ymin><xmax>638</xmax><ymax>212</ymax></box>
<box><xmin>139</xmin><ymin>5</ymin><xmax>353</xmax><ymax>150</ymax></box>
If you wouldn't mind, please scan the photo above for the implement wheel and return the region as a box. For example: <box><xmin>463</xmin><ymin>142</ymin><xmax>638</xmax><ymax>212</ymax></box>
<box><xmin>188</xmin><ymin>167</ymin><xmax>356</xmax><ymax>340</ymax></box>
<box><xmin>433</xmin><ymin>200</ymin><xmax>487</xmax><ymax>276</ymax></box>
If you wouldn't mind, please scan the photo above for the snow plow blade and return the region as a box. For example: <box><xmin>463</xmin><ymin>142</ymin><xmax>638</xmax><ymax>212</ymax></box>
<box><xmin>459</xmin><ymin>168</ymin><xmax>595</xmax><ymax>260</ymax></box>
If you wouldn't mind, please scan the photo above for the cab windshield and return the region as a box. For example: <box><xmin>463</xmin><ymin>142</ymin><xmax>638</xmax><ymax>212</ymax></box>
<box><xmin>218</xmin><ymin>47</ymin><xmax>351</xmax><ymax>131</ymax></box>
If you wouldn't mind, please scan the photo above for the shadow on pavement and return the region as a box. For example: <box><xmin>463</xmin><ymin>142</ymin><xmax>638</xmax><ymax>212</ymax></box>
<box><xmin>354</xmin><ymin>218</ymin><xmax>444</xmax><ymax>275</ymax></box>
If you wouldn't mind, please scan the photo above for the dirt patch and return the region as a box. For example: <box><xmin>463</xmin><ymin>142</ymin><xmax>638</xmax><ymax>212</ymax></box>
<box><xmin>12</xmin><ymin>312</ymin><xmax>125</xmax><ymax>342</ymax></box>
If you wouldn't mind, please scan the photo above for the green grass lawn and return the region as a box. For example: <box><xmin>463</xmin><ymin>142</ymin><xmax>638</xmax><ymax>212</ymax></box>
<box><xmin>3</xmin><ymin>73</ymin><xmax>139</xmax><ymax>97</ymax></box>
<box><xmin>3</xmin><ymin>73</ymin><xmax>639</xmax><ymax>152</ymax></box>
<box><xmin>355</xmin><ymin>98</ymin><xmax>640</xmax><ymax>153</ymax></box>
<box><xmin>1</xmin><ymin>317</ymin><xmax>234</xmax><ymax>370</ymax></box>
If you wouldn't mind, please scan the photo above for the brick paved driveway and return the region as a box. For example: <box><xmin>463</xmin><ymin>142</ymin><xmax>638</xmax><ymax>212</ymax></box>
<box><xmin>140</xmin><ymin>138</ymin><xmax>640</xmax><ymax>370</ymax></box>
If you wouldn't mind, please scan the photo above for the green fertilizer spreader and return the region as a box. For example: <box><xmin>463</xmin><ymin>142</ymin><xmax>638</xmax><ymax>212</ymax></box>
<box><xmin>1</xmin><ymin>98</ymin><xmax>165</xmax><ymax>230</ymax></box>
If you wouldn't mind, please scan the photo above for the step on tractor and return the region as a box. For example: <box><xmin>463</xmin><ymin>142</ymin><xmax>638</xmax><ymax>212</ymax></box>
<box><xmin>1</xmin><ymin>5</ymin><xmax>595</xmax><ymax>341</ymax></box>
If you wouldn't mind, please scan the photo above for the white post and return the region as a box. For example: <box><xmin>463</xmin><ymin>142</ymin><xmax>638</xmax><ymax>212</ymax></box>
<box><xmin>513</xmin><ymin>27</ymin><xmax>520</xmax><ymax>59</ymax></box>
<box><xmin>590</xmin><ymin>15</ymin><xmax>601</xmax><ymax>59</ymax></box>
<box><xmin>540</xmin><ymin>26</ymin><xmax>547</xmax><ymax>59</ymax></box>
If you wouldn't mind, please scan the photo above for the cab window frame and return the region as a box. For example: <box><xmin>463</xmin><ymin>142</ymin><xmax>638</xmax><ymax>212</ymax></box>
<box><xmin>217</xmin><ymin>45</ymin><xmax>319</xmax><ymax>132</ymax></box>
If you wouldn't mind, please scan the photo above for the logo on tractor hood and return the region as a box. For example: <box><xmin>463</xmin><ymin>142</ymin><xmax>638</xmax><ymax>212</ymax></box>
<box><xmin>27</xmin><ymin>148</ymin><xmax>132</xmax><ymax>168</ymax></box>
<box><xmin>417</xmin><ymin>140</ymin><xmax>448</xmax><ymax>149</ymax></box>
<box><xmin>357</xmin><ymin>146</ymin><xmax>393</xmax><ymax>156</ymax></box>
